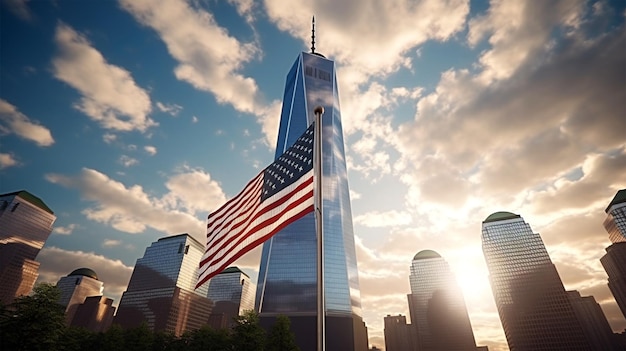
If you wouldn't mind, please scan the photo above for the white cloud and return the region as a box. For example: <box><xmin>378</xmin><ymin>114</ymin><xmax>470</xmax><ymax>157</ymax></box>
<box><xmin>354</xmin><ymin>210</ymin><xmax>412</xmax><ymax>228</ymax></box>
<box><xmin>156</xmin><ymin>101</ymin><xmax>183</xmax><ymax>116</ymax></box>
<box><xmin>144</xmin><ymin>145</ymin><xmax>157</xmax><ymax>156</ymax></box>
<box><xmin>52</xmin><ymin>23</ymin><xmax>156</xmax><ymax>132</ymax></box>
<box><xmin>44</xmin><ymin>167</ymin><xmax>223</xmax><ymax>242</ymax></box>
<box><xmin>0</xmin><ymin>152</ymin><xmax>18</xmax><ymax>169</ymax></box>
<box><xmin>118</xmin><ymin>155</ymin><xmax>138</xmax><ymax>167</ymax></box>
<box><xmin>0</xmin><ymin>99</ymin><xmax>54</xmax><ymax>147</ymax></box>
<box><xmin>53</xmin><ymin>223</ymin><xmax>77</xmax><ymax>235</ymax></box>
<box><xmin>102</xmin><ymin>239</ymin><xmax>122</xmax><ymax>247</ymax></box>
<box><xmin>103</xmin><ymin>133</ymin><xmax>117</xmax><ymax>143</ymax></box>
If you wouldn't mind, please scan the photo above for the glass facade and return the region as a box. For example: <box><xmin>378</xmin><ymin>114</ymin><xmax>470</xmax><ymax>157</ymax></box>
<box><xmin>482</xmin><ymin>212</ymin><xmax>591</xmax><ymax>350</ymax></box>
<box><xmin>604</xmin><ymin>189</ymin><xmax>626</xmax><ymax>244</ymax></box>
<box><xmin>601</xmin><ymin>189</ymin><xmax>626</xmax><ymax>320</ymax></box>
<box><xmin>57</xmin><ymin>268</ymin><xmax>104</xmax><ymax>324</ymax></box>
<box><xmin>0</xmin><ymin>191</ymin><xmax>56</xmax><ymax>305</ymax></box>
<box><xmin>115</xmin><ymin>234</ymin><xmax>213</xmax><ymax>336</ymax></box>
<box><xmin>255</xmin><ymin>52</ymin><xmax>366</xmax><ymax>351</ymax></box>
<box><xmin>407</xmin><ymin>250</ymin><xmax>477</xmax><ymax>351</ymax></box>
<box><xmin>207</xmin><ymin>266</ymin><xmax>255</xmax><ymax>329</ymax></box>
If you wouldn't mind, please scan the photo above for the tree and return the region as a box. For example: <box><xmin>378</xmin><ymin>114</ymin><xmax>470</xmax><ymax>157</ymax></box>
<box><xmin>266</xmin><ymin>315</ymin><xmax>299</xmax><ymax>351</ymax></box>
<box><xmin>232</xmin><ymin>310</ymin><xmax>266</xmax><ymax>351</ymax></box>
<box><xmin>0</xmin><ymin>283</ymin><xmax>66</xmax><ymax>351</ymax></box>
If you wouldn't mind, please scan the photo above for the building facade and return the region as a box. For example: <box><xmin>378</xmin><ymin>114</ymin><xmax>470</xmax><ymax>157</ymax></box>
<box><xmin>481</xmin><ymin>211</ymin><xmax>591</xmax><ymax>350</ymax></box>
<box><xmin>384</xmin><ymin>315</ymin><xmax>416</xmax><ymax>351</ymax></box>
<box><xmin>207</xmin><ymin>266</ymin><xmax>255</xmax><ymax>329</ymax></box>
<box><xmin>407</xmin><ymin>250</ymin><xmax>477</xmax><ymax>351</ymax></box>
<box><xmin>114</xmin><ymin>234</ymin><xmax>213</xmax><ymax>336</ymax></box>
<box><xmin>57</xmin><ymin>268</ymin><xmax>104</xmax><ymax>324</ymax></box>
<box><xmin>254</xmin><ymin>49</ymin><xmax>367</xmax><ymax>350</ymax></box>
<box><xmin>0</xmin><ymin>190</ymin><xmax>56</xmax><ymax>305</ymax></box>
<box><xmin>70</xmin><ymin>295</ymin><xmax>116</xmax><ymax>332</ymax></box>
<box><xmin>601</xmin><ymin>189</ymin><xmax>626</xmax><ymax>319</ymax></box>
<box><xmin>567</xmin><ymin>290</ymin><xmax>619</xmax><ymax>350</ymax></box>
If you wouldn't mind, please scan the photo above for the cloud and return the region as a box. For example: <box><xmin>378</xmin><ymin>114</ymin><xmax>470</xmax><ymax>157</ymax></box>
<box><xmin>102</xmin><ymin>239</ymin><xmax>121</xmax><ymax>247</ymax></box>
<box><xmin>52</xmin><ymin>23</ymin><xmax>156</xmax><ymax>132</ymax></box>
<box><xmin>118</xmin><ymin>155</ymin><xmax>138</xmax><ymax>167</ymax></box>
<box><xmin>159</xmin><ymin>165</ymin><xmax>227</xmax><ymax>215</ymax></box>
<box><xmin>119</xmin><ymin>0</ymin><xmax>281</xmax><ymax>146</ymax></box>
<box><xmin>36</xmin><ymin>246</ymin><xmax>133</xmax><ymax>306</ymax></box>
<box><xmin>144</xmin><ymin>145</ymin><xmax>157</xmax><ymax>156</ymax></box>
<box><xmin>45</xmin><ymin>168</ymin><xmax>208</xmax><ymax>242</ymax></box>
<box><xmin>0</xmin><ymin>99</ymin><xmax>55</xmax><ymax>147</ymax></box>
<box><xmin>0</xmin><ymin>152</ymin><xmax>19</xmax><ymax>169</ymax></box>
<box><xmin>354</xmin><ymin>210</ymin><xmax>412</xmax><ymax>228</ymax></box>
<box><xmin>53</xmin><ymin>223</ymin><xmax>77</xmax><ymax>235</ymax></box>
<box><xmin>2</xmin><ymin>0</ymin><xmax>32</xmax><ymax>21</ymax></box>
<box><xmin>156</xmin><ymin>102</ymin><xmax>183</xmax><ymax>116</ymax></box>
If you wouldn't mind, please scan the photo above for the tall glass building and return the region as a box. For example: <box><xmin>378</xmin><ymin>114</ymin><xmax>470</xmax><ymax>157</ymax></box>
<box><xmin>600</xmin><ymin>189</ymin><xmax>626</xmax><ymax>319</ymax></box>
<box><xmin>255</xmin><ymin>50</ymin><xmax>367</xmax><ymax>350</ymax></box>
<box><xmin>407</xmin><ymin>250</ymin><xmax>477</xmax><ymax>351</ymax></box>
<box><xmin>114</xmin><ymin>234</ymin><xmax>213</xmax><ymax>336</ymax></box>
<box><xmin>0</xmin><ymin>190</ymin><xmax>56</xmax><ymax>305</ymax></box>
<box><xmin>481</xmin><ymin>212</ymin><xmax>591</xmax><ymax>350</ymax></box>
<box><xmin>57</xmin><ymin>268</ymin><xmax>104</xmax><ymax>324</ymax></box>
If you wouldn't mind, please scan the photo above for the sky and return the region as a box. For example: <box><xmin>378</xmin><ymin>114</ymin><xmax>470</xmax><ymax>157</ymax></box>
<box><xmin>1</xmin><ymin>0</ymin><xmax>625</xmax><ymax>349</ymax></box>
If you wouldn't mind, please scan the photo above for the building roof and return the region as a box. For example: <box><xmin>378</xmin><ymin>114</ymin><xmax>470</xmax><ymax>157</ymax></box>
<box><xmin>483</xmin><ymin>211</ymin><xmax>521</xmax><ymax>223</ymax></box>
<box><xmin>218</xmin><ymin>266</ymin><xmax>250</xmax><ymax>278</ymax></box>
<box><xmin>1</xmin><ymin>190</ymin><xmax>54</xmax><ymax>214</ymax></box>
<box><xmin>69</xmin><ymin>268</ymin><xmax>98</xmax><ymax>280</ymax></box>
<box><xmin>413</xmin><ymin>249</ymin><xmax>441</xmax><ymax>261</ymax></box>
<box><xmin>606</xmin><ymin>189</ymin><xmax>626</xmax><ymax>213</ymax></box>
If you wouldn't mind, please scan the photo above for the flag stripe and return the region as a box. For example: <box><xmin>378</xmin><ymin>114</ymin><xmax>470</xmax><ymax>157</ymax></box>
<box><xmin>200</xmin><ymin>174</ymin><xmax>313</xmax><ymax>267</ymax></box>
<box><xmin>196</xmin><ymin>170</ymin><xmax>313</xmax><ymax>288</ymax></box>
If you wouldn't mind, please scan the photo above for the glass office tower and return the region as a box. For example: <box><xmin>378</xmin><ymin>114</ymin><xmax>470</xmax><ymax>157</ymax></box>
<box><xmin>481</xmin><ymin>212</ymin><xmax>591</xmax><ymax>350</ymax></box>
<box><xmin>601</xmin><ymin>189</ymin><xmax>626</xmax><ymax>319</ymax></box>
<box><xmin>407</xmin><ymin>250</ymin><xmax>477</xmax><ymax>351</ymax></box>
<box><xmin>57</xmin><ymin>268</ymin><xmax>104</xmax><ymax>324</ymax></box>
<box><xmin>255</xmin><ymin>51</ymin><xmax>367</xmax><ymax>350</ymax></box>
<box><xmin>0</xmin><ymin>190</ymin><xmax>56</xmax><ymax>305</ymax></box>
<box><xmin>115</xmin><ymin>234</ymin><xmax>213</xmax><ymax>336</ymax></box>
<box><xmin>207</xmin><ymin>266</ymin><xmax>255</xmax><ymax>329</ymax></box>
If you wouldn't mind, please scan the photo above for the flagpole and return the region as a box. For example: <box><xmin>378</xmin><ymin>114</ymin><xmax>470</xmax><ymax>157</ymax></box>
<box><xmin>314</xmin><ymin>106</ymin><xmax>325</xmax><ymax>351</ymax></box>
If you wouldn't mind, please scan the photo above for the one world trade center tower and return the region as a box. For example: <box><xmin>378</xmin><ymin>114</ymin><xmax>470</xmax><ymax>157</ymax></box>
<box><xmin>254</xmin><ymin>42</ymin><xmax>368</xmax><ymax>350</ymax></box>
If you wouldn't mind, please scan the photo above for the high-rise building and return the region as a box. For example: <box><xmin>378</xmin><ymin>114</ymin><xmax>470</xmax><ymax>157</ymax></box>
<box><xmin>254</xmin><ymin>47</ymin><xmax>367</xmax><ymax>350</ymax></box>
<box><xmin>57</xmin><ymin>268</ymin><xmax>104</xmax><ymax>324</ymax></box>
<box><xmin>0</xmin><ymin>190</ymin><xmax>56</xmax><ymax>305</ymax></box>
<box><xmin>114</xmin><ymin>234</ymin><xmax>213</xmax><ymax>336</ymax></box>
<box><xmin>384</xmin><ymin>314</ymin><xmax>416</xmax><ymax>351</ymax></box>
<box><xmin>70</xmin><ymin>295</ymin><xmax>116</xmax><ymax>332</ymax></box>
<box><xmin>207</xmin><ymin>266</ymin><xmax>255</xmax><ymax>329</ymax></box>
<box><xmin>407</xmin><ymin>250</ymin><xmax>477</xmax><ymax>351</ymax></box>
<box><xmin>601</xmin><ymin>189</ymin><xmax>626</xmax><ymax>319</ymax></box>
<box><xmin>481</xmin><ymin>211</ymin><xmax>591</xmax><ymax>350</ymax></box>
<box><xmin>567</xmin><ymin>290</ymin><xmax>619</xmax><ymax>350</ymax></box>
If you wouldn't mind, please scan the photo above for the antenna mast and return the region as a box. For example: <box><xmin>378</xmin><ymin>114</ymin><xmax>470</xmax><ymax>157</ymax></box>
<box><xmin>311</xmin><ymin>16</ymin><xmax>316</xmax><ymax>54</ymax></box>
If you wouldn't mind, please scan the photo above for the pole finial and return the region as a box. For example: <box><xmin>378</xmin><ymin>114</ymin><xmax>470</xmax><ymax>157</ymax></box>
<box><xmin>311</xmin><ymin>16</ymin><xmax>316</xmax><ymax>54</ymax></box>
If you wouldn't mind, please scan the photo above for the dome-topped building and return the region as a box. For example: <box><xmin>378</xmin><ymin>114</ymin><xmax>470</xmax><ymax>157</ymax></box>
<box><xmin>412</xmin><ymin>249</ymin><xmax>441</xmax><ymax>261</ymax></box>
<box><xmin>57</xmin><ymin>267</ymin><xmax>104</xmax><ymax>324</ymax></box>
<box><xmin>68</xmin><ymin>267</ymin><xmax>98</xmax><ymax>280</ymax></box>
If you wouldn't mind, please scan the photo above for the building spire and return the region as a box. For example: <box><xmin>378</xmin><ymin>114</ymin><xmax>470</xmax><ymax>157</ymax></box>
<box><xmin>311</xmin><ymin>16</ymin><xmax>316</xmax><ymax>54</ymax></box>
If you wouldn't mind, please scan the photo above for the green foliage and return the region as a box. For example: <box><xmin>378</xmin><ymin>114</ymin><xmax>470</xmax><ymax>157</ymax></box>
<box><xmin>232</xmin><ymin>310</ymin><xmax>266</xmax><ymax>351</ymax></box>
<box><xmin>0</xmin><ymin>282</ymin><xmax>66</xmax><ymax>351</ymax></box>
<box><xmin>0</xmin><ymin>293</ymin><xmax>301</xmax><ymax>351</ymax></box>
<box><xmin>266</xmin><ymin>315</ymin><xmax>299</xmax><ymax>351</ymax></box>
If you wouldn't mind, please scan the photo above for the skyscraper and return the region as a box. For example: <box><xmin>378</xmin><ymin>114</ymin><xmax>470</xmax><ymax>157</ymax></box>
<box><xmin>481</xmin><ymin>211</ymin><xmax>591</xmax><ymax>350</ymax></box>
<box><xmin>601</xmin><ymin>189</ymin><xmax>626</xmax><ymax>319</ymax></box>
<box><xmin>407</xmin><ymin>250</ymin><xmax>477</xmax><ymax>351</ymax></box>
<box><xmin>384</xmin><ymin>314</ymin><xmax>416</xmax><ymax>351</ymax></box>
<box><xmin>207</xmin><ymin>266</ymin><xmax>255</xmax><ymax>329</ymax></box>
<box><xmin>114</xmin><ymin>234</ymin><xmax>213</xmax><ymax>336</ymax></box>
<box><xmin>566</xmin><ymin>290</ymin><xmax>618</xmax><ymax>350</ymax></box>
<box><xmin>0</xmin><ymin>190</ymin><xmax>56</xmax><ymax>305</ymax></box>
<box><xmin>254</xmin><ymin>47</ymin><xmax>367</xmax><ymax>350</ymax></box>
<box><xmin>57</xmin><ymin>268</ymin><xmax>104</xmax><ymax>324</ymax></box>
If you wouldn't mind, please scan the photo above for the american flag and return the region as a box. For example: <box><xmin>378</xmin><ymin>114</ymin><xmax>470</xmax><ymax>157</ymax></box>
<box><xmin>196</xmin><ymin>123</ymin><xmax>315</xmax><ymax>289</ymax></box>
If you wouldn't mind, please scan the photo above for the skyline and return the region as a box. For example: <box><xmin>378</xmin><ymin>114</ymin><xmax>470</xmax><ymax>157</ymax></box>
<box><xmin>1</xmin><ymin>1</ymin><xmax>625</xmax><ymax>350</ymax></box>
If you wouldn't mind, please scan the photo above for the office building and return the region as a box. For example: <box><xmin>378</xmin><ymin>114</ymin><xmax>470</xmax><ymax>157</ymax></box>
<box><xmin>254</xmin><ymin>44</ymin><xmax>367</xmax><ymax>350</ymax></box>
<box><xmin>114</xmin><ymin>234</ymin><xmax>213</xmax><ymax>336</ymax></box>
<box><xmin>384</xmin><ymin>314</ymin><xmax>416</xmax><ymax>351</ymax></box>
<box><xmin>601</xmin><ymin>189</ymin><xmax>626</xmax><ymax>319</ymax></box>
<box><xmin>0</xmin><ymin>190</ymin><xmax>56</xmax><ymax>305</ymax></box>
<box><xmin>567</xmin><ymin>290</ymin><xmax>618</xmax><ymax>350</ymax></box>
<box><xmin>481</xmin><ymin>211</ymin><xmax>591</xmax><ymax>350</ymax></box>
<box><xmin>70</xmin><ymin>295</ymin><xmax>115</xmax><ymax>332</ymax></box>
<box><xmin>407</xmin><ymin>250</ymin><xmax>477</xmax><ymax>351</ymax></box>
<box><xmin>207</xmin><ymin>266</ymin><xmax>255</xmax><ymax>329</ymax></box>
<box><xmin>57</xmin><ymin>267</ymin><xmax>104</xmax><ymax>324</ymax></box>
